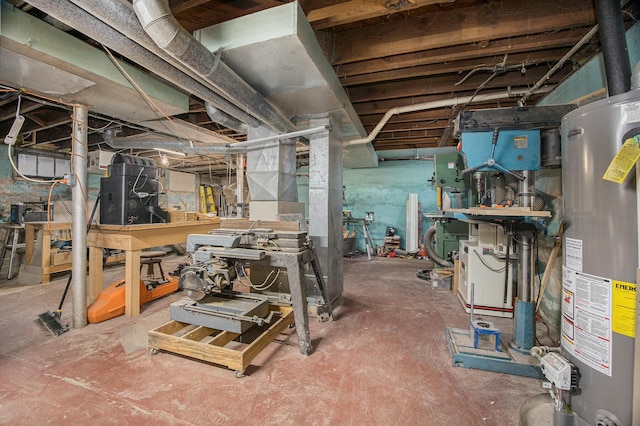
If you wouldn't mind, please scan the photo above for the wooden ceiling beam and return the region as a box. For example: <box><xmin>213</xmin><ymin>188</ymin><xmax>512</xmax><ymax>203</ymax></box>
<box><xmin>372</xmin><ymin>129</ymin><xmax>444</xmax><ymax>140</ymax></box>
<box><xmin>335</xmin><ymin>28</ymin><xmax>590</xmax><ymax>77</ymax></box>
<box><xmin>347</xmin><ymin>65</ymin><xmax>570</xmax><ymax>103</ymax></box>
<box><xmin>332</xmin><ymin>0</ymin><xmax>595</xmax><ymax>64</ymax></box>
<box><xmin>0</xmin><ymin>100</ymin><xmax>45</xmax><ymax>121</ymax></box>
<box><xmin>174</xmin><ymin>0</ymin><xmax>286</xmax><ymax>32</ymax></box>
<box><xmin>170</xmin><ymin>0</ymin><xmax>211</xmax><ymax>14</ymax></box>
<box><xmin>375</xmin><ymin>140</ymin><xmax>440</xmax><ymax>151</ymax></box>
<box><xmin>341</xmin><ymin>48</ymin><xmax>570</xmax><ymax>86</ymax></box>
<box><xmin>361</xmin><ymin>109</ymin><xmax>461</xmax><ymax>126</ymax></box>
<box><xmin>307</xmin><ymin>0</ymin><xmax>456</xmax><ymax>30</ymax></box>
<box><xmin>366</xmin><ymin>119</ymin><xmax>451</xmax><ymax>133</ymax></box>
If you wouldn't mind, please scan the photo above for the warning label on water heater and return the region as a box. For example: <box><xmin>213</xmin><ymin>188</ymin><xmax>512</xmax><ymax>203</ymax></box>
<box><xmin>561</xmin><ymin>266</ymin><xmax>612</xmax><ymax>377</ymax></box>
<box><xmin>565</xmin><ymin>238</ymin><xmax>583</xmax><ymax>272</ymax></box>
<box><xmin>612</xmin><ymin>280</ymin><xmax>636</xmax><ymax>338</ymax></box>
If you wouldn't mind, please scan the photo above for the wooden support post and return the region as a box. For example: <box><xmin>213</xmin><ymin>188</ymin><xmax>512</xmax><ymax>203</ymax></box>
<box><xmin>125</xmin><ymin>249</ymin><xmax>141</xmax><ymax>317</ymax></box>
<box><xmin>88</xmin><ymin>246</ymin><xmax>103</xmax><ymax>303</ymax></box>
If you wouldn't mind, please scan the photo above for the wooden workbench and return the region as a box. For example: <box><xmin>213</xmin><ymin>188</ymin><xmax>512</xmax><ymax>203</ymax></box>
<box><xmin>23</xmin><ymin>221</ymin><xmax>72</xmax><ymax>283</ymax></box>
<box><xmin>445</xmin><ymin>207</ymin><xmax>552</xmax><ymax>217</ymax></box>
<box><xmin>87</xmin><ymin>219</ymin><xmax>220</xmax><ymax>317</ymax></box>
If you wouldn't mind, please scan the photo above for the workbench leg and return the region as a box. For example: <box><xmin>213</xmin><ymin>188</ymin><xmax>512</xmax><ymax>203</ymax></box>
<box><xmin>41</xmin><ymin>231</ymin><xmax>52</xmax><ymax>284</ymax></box>
<box><xmin>7</xmin><ymin>227</ymin><xmax>20</xmax><ymax>280</ymax></box>
<box><xmin>0</xmin><ymin>228</ymin><xmax>10</xmax><ymax>272</ymax></box>
<box><xmin>24</xmin><ymin>225</ymin><xmax>35</xmax><ymax>264</ymax></box>
<box><xmin>125</xmin><ymin>250</ymin><xmax>141</xmax><ymax>318</ymax></box>
<box><xmin>285</xmin><ymin>256</ymin><xmax>313</xmax><ymax>356</ymax></box>
<box><xmin>88</xmin><ymin>247</ymin><xmax>103</xmax><ymax>303</ymax></box>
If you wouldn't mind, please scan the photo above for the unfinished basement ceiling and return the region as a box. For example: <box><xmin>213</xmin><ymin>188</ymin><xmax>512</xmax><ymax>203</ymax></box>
<box><xmin>0</xmin><ymin>0</ymin><xmax>627</xmax><ymax>176</ymax></box>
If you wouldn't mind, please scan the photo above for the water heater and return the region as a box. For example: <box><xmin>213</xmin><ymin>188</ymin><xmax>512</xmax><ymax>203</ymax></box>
<box><xmin>561</xmin><ymin>88</ymin><xmax>639</xmax><ymax>425</ymax></box>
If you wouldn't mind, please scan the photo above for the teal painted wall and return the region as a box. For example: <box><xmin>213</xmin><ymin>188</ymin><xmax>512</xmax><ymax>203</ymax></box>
<box><xmin>343</xmin><ymin>160</ymin><xmax>436</xmax><ymax>251</ymax></box>
<box><xmin>539</xmin><ymin>22</ymin><xmax>640</xmax><ymax>105</ymax></box>
<box><xmin>299</xmin><ymin>158</ymin><xmax>437</xmax><ymax>252</ymax></box>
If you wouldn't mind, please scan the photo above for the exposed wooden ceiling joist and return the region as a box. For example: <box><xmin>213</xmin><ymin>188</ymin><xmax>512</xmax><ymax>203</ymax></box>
<box><xmin>334</xmin><ymin>28</ymin><xmax>593</xmax><ymax>78</ymax></box>
<box><xmin>307</xmin><ymin>0</ymin><xmax>456</xmax><ymax>30</ymax></box>
<box><xmin>332</xmin><ymin>0</ymin><xmax>595</xmax><ymax>64</ymax></box>
<box><xmin>1</xmin><ymin>0</ymin><xmax>611</xmax><ymax>176</ymax></box>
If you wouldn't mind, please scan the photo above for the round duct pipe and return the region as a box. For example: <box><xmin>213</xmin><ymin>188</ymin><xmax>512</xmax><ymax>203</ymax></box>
<box><xmin>205</xmin><ymin>103</ymin><xmax>248</xmax><ymax>134</ymax></box>
<box><xmin>132</xmin><ymin>0</ymin><xmax>295</xmax><ymax>133</ymax></box>
<box><xmin>28</xmin><ymin>0</ymin><xmax>260</xmax><ymax>129</ymax></box>
<box><xmin>69</xmin><ymin>0</ymin><xmax>261</xmax><ymax>127</ymax></box>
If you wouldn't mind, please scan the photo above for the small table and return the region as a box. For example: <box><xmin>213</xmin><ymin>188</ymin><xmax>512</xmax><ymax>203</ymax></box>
<box><xmin>87</xmin><ymin>219</ymin><xmax>220</xmax><ymax>317</ymax></box>
<box><xmin>343</xmin><ymin>217</ymin><xmax>375</xmax><ymax>260</ymax></box>
<box><xmin>23</xmin><ymin>221</ymin><xmax>72</xmax><ymax>283</ymax></box>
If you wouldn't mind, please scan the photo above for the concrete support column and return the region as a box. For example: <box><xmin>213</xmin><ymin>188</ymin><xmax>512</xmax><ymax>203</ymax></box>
<box><xmin>72</xmin><ymin>104</ymin><xmax>88</xmax><ymax>329</ymax></box>
<box><xmin>308</xmin><ymin>116</ymin><xmax>343</xmax><ymax>302</ymax></box>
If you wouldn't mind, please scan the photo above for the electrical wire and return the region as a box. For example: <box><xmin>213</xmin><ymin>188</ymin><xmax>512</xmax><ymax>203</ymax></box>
<box><xmin>15</xmin><ymin>94</ymin><xmax>22</xmax><ymax>118</ymax></box>
<box><xmin>474</xmin><ymin>250</ymin><xmax>507</xmax><ymax>273</ymax></box>
<box><xmin>6</xmin><ymin>100</ymin><xmax>60</xmax><ymax>184</ymax></box>
<box><xmin>69</xmin><ymin>107</ymin><xmax>90</xmax><ymax>221</ymax></box>
<box><xmin>129</xmin><ymin>167</ymin><xmax>149</xmax><ymax>198</ymax></box>
<box><xmin>2</xmin><ymin>89</ymin><xmax>91</xmax><ymax>233</ymax></box>
<box><xmin>102</xmin><ymin>45</ymin><xmax>193</xmax><ymax>143</ymax></box>
<box><xmin>54</xmin><ymin>186</ymin><xmax>72</xmax><ymax>216</ymax></box>
<box><xmin>262</xmin><ymin>239</ymin><xmax>282</xmax><ymax>251</ymax></box>
<box><xmin>5</xmin><ymin>142</ymin><xmax>54</xmax><ymax>182</ymax></box>
<box><xmin>87</xmin><ymin>120</ymin><xmax>115</xmax><ymax>131</ymax></box>
<box><xmin>0</xmin><ymin>85</ymin><xmax>20</xmax><ymax>92</ymax></box>
<box><xmin>47</xmin><ymin>182</ymin><xmax>60</xmax><ymax>240</ymax></box>
<box><xmin>151</xmin><ymin>178</ymin><xmax>164</xmax><ymax>194</ymax></box>
<box><xmin>235</xmin><ymin>262</ymin><xmax>280</xmax><ymax>291</ymax></box>
<box><xmin>75</xmin><ymin>175</ymin><xmax>90</xmax><ymax>225</ymax></box>
<box><xmin>21</xmin><ymin>89</ymin><xmax>78</xmax><ymax>108</ymax></box>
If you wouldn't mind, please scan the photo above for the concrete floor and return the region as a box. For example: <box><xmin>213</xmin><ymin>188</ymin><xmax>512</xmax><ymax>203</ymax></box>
<box><xmin>0</xmin><ymin>255</ymin><xmax>545</xmax><ymax>425</ymax></box>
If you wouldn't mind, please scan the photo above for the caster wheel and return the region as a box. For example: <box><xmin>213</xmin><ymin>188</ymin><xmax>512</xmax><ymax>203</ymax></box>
<box><xmin>234</xmin><ymin>370</ymin><xmax>245</xmax><ymax>378</ymax></box>
<box><xmin>149</xmin><ymin>348</ymin><xmax>159</xmax><ymax>355</ymax></box>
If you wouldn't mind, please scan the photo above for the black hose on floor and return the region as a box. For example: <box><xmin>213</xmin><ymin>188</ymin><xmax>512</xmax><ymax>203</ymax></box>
<box><xmin>423</xmin><ymin>225</ymin><xmax>453</xmax><ymax>268</ymax></box>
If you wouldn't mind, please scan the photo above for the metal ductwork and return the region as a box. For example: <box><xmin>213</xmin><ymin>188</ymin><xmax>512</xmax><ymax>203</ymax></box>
<box><xmin>103</xmin><ymin>130</ymin><xmax>296</xmax><ymax>155</ymax></box>
<box><xmin>245</xmin><ymin>127</ymin><xmax>298</xmax><ymax>202</ymax></box>
<box><xmin>132</xmin><ymin>0</ymin><xmax>295</xmax><ymax>134</ymax></box>
<box><xmin>595</xmin><ymin>0</ymin><xmax>632</xmax><ymax>96</ymax></box>
<box><xmin>103</xmin><ymin>130</ymin><xmax>240</xmax><ymax>154</ymax></box>
<box><xmin>68</xmin><ymin>0</ymin><xmax>260</xmax><ymax>127</ymax></box>
<box><xmin>26</xmin><ymin>0</ymin><xmax>260</xmax><ymax>129</ymax></box>
<box><xmin>103</xmin><ymin>126</ymin><xmax>328</xmax><ymax>155</ymax></box>
<box><xmin>205</xmin><ymin>103</ymin><xmax>249</xmax><ymax>134</ymax></box>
